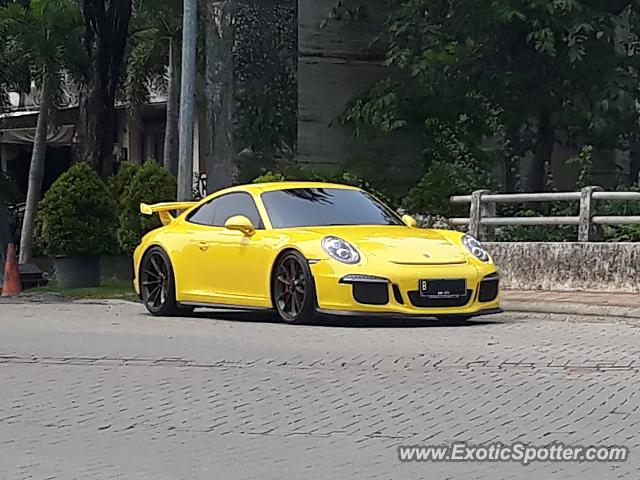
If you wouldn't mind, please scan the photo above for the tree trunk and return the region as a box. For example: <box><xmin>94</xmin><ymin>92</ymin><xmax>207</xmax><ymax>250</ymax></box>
<box><xmin>77</xmin><ymin>0</ymin><xmax>133</xmax><ymax>179</ymax></box>
<box><xmin>19</xmin><ymin>86</ymin><xmax>50</xmax><ymax>264</ymax></box>
<box><xmin>163</xmin><ymin>36</ymin><xmax>181</xmax><ymax>176</ymax></box>
<box><xmin>203</xmin><ymin>0</ymin><xmax>235</xmax><ymax>193</ymax></box>
<box><xmin>77</xmin><ymin>77</ymin><xmax>115</xmax><ymax>178</ymax></box>
<box><xmin>527</xmin><ymin>111</ymin><xmax>555</xmax><ymax>192</ymax></box>
<box><xmin>0</xmin><ymin>193</ymin><xmax>11</xmax><ymax>262</ymax></box>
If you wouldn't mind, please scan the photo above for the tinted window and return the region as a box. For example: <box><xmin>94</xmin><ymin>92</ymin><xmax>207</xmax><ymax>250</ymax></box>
<box><xmin>187</xmin><ymin>192</ymin><xmax>263</xmax><ymax>228</ymax></box>
<box><xmin>261</xmin><ymin>188</ymin><xmax>403</xmax><ymax>228</ymax></box>
<box><xmin>187</xmin><ymin>201</ymin><xmax>216</xmax><ymax>225</ymax></box>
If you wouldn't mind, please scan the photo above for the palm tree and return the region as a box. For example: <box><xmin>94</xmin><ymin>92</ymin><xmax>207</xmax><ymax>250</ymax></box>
<box><xmin>0</xmin><ymin>0</ymin><xmax>82</xmax><ymax>264</ymax></box>
<box><xmin>124</xmin><ymin>0</ymin><xmax>183</xmax><ymax>175</ymax></box>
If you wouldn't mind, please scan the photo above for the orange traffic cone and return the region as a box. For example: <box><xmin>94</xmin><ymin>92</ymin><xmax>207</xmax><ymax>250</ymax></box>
<box><xmin>1</xmin><ymin>243</ymin><xmax>22</xmax><ymax>297</ymax></box>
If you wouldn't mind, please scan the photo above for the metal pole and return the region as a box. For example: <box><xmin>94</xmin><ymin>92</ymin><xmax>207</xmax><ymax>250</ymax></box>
<box><xmin>177</xmin><ymin>0</ymin><xmax>198</xmax><ymax>202</ymax></box>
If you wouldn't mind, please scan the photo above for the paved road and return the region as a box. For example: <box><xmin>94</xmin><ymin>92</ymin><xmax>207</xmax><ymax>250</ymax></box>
<box><xmin>1</xmin><ymin>300</ymin><xmax>639</xmax><ymax>479</ymax></box>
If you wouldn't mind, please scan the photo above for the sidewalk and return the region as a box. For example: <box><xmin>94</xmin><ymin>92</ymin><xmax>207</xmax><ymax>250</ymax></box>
<box><xmin>502</xmin><ymin>290</ymin><xmax>640</xmax><ymax>319</ymax></box>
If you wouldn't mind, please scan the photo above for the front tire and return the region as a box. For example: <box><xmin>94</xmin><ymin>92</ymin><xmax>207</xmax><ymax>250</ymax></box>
<box><xmin>140</xmin><ymin>247</ymin><xmax>179</xmax><ymax>316</ymax></box>
<box><xmin>272</xmin><ymin>251</ymin><xmax>316</xmax><ymax>324</ymax></box>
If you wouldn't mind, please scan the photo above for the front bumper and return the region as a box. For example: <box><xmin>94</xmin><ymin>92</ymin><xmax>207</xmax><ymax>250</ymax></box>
<box><xmin>309</xmin><ymin>258</ymin><xmax>500</xmax><ymax>318</ymax></box>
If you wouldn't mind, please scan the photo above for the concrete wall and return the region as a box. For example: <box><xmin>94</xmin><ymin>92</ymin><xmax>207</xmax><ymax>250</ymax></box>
<box><xmin>486</xmin><ymin>242</ymin><xmax>640</xmax><ymax>293</ymax></box>
<box><xmin>297</xmin><ymin>0</ymin><xmax>422</xmax><ymax>188</ymax></box>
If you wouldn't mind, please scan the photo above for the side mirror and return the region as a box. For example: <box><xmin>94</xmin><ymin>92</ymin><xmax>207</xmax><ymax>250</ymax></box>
<box><xmin>402</xmin><ymin>214</ymin><xmax>418</xmax><ymax>228</ymax></box>
<box><xmin>224</xmin><ymin>215</ymin><xmax>256</xmax><ymax>236</ymax></box>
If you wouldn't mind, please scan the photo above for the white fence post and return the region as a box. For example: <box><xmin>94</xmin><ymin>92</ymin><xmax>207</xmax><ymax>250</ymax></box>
<box><xmin>578</xmin><ymin>186</ymin><xmax>603</xmax><ymax>242</ymax></box>
<box><xmin>469</xmin><ymin>190</ymin><xmax>494</xmax><ymax>240</ymax></box>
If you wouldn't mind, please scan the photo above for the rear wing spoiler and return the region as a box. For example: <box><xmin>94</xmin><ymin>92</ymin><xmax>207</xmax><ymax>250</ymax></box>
<box><xmin>140</xmin><ymin>202</ymin><xmax>197</xmax><ymax>226</ymax></box>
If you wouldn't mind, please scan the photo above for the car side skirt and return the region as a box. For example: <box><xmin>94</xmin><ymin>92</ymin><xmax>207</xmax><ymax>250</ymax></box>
<box><xmin>178</xmin><ymin>301</ymin><xmax>273</xmax><ymax>312</ymax></box>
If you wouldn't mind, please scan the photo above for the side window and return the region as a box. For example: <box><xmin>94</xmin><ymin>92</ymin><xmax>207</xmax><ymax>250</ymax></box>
<box><xmin>186</xmin><ymin>192</ymin><xmax>263</xmax><ymax>228</ymax></box>
<box><xmin>187</xmin><ymin>201</ymin><xmax>216</xmax><ymax>225</ymax></box>
<box><xmin>211</xmin><ymin>193</ymin><xmax>263</xmax><ymax>228</ymax></box>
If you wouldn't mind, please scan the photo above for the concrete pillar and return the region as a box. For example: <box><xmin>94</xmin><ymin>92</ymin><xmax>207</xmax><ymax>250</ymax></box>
<box><xmin>469</xmin><ymin>190</ymin><xmax>495</xmax><ymax>241</ymax></box>
<box><xmin>127</xmin><ymin>116</ymin><xmax>143</xmax><ymax>164</ymax></box>
<box><xmin>143</xmin><ymin>133</ymin><xmax>155</xmax><ymax>163</ymax></box>
<box><xmin>578</xmin><ymin>186</ymin><xmax>603</xmax><ymax>242</ymax></box>
<box><xmin>0</xmin><ymin>144</ymin><xmax>8</xmax><ymax>173</ymax></box>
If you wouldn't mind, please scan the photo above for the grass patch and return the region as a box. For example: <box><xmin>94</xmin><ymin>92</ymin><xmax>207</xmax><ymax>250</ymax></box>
<box><xmin>32</xmin><ymin>277</ymin><xmax>138</xmax><ymax>301</ymax></box>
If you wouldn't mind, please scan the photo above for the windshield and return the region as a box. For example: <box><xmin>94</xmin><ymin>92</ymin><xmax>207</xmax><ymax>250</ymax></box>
<box><xmin>261</xmin><ymin>188</ymin><xmax>403</xmax><ymax>228</ymax></box>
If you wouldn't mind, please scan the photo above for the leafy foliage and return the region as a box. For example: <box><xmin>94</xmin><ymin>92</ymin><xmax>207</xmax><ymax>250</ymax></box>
<box><xmin>35</xmin><ymin>162</ymin><xmax>117</xmax><ymax>257</ymax></box>
<box><xmin>340</xmin><ymin>0</ymin><xmax>640</xmax><ymax>192</ymax></box>
<box><xmin>0</xmin><ymin>0</ymin><xmax>83</xmax><ymax>99</ymax></box>
<box><xmin>234</xmin><ymin>1</ymin><xmax>297</xmax><ymax>158</ymax></box>
<box><xmin>123</xmin><ymin>0</ymin><xmax>182</xmax><ymax>111</ymax></box>
<box><xmin>107</xmin><ymin>162</ymin><xmax>141</xmax><ymax>201</ymax></box>
<box><xmin>115</xmin><ymin>161</ymin><xmax>176</xmax><ymax>254</ymax></box>
<box><xmin>566</xmin><ymin>145</ymin><xmax>594</xmax><ymax>188</ymax></box>
<box><xmin>404</xmin><ymin>163</ymin><xmax>485</xmax><ymax>218</ymax></box>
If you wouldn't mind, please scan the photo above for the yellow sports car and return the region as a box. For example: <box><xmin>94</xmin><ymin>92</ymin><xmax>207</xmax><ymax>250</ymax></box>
<box><xmin>133</xmin><ymin>181</ymin><xmax>501</xmax><ymax>323</ymax></box>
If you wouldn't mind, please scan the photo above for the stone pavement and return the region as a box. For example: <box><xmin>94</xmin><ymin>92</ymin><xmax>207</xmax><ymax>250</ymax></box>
<box><xmin>1</xmin><ymin>301</ymin><xmax>640</xmax><ymax>479</ymax></box>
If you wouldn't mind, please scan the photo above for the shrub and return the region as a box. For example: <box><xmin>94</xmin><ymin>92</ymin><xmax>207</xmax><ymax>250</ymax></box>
<box><xmin>107</xmin><ymin>162</ymin><xmax>142</xmax><ymax>200</ymax></box>
<box><xmin>403</xmin><ymin>162</ymin><xmax>491</xmax><ymax>218</ymax></box>
<box><xmin>35</xmin><ymin>162</ymin><xmax>117</xmax><ymax>257</ymax></box>
<box><xmin>253</xmin><ymin>170</ymin><xmax>286</xmax><ymax>183</ymax></box>
<box><xmin>116</xmin><ymin>161</ymin><xmax>176</xmax><ymax>254</ymax></box>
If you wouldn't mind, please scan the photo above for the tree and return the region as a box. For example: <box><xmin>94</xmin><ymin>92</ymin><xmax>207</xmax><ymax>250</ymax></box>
<box><xmin>76</xmin><ymin>0</ymin><xmax>132</xmax><ymax>178</ymax></box>
<box><xmin>0</xmin><ymin>0</ymin><xmax>82</xmax><ymax>264</ymax></box>
<box><xmin>341</xmin><ymin>0</ymin><xmax>640</xmax><ymax>192</ymax></box>
<box><xmin>123</xmin><ymin>0</ymin><xmax>182</xmax><ymax>174</ymax></box>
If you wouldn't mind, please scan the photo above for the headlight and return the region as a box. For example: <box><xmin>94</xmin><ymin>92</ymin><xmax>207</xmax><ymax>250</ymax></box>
<box><xmin>321</xmin><ymin>236</ymin><xmax>361</xmax><ymax>264</ymax></box>
<box><xmin>461</xmin><ymin>234</ymin><xmax>491</xmax><ymax>262</ymax></box>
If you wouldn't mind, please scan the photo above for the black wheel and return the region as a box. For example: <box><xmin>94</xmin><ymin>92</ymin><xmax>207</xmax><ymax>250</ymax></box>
<box><xmin>140</xmin><ymin>247</ymin><xmax>179</xmax><ymax>316</ymax></box>
<box><xmin>272</xmin><ymin>251</ymin><xmax>316</xmax><ymax>324</ymax></box>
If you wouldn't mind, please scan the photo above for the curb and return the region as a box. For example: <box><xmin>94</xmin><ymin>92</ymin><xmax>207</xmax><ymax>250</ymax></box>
<box><xmin>502</xmin><ymin>300</ymin><xmax>640</xmax><ymax>320</ymax></box>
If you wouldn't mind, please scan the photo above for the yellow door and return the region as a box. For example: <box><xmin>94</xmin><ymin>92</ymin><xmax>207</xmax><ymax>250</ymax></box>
<box><xmin>197</xmin><ymin>228</ymin><xmax>273</xmax><ymax>307</ymax></box>
<box><xmin>173</xmin><ymin>191</ymin><xmax>273</xmax><ymax>307</ymax></box>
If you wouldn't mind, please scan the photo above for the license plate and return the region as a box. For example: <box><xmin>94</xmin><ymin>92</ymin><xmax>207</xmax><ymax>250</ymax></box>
<box><xmin>419</xmin><ymin>279</ymin><xmax>466</xmax><ymax>298</ymax></box>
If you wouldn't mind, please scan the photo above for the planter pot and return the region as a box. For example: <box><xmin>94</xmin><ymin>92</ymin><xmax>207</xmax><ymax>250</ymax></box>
<box><xmin>54</xmin><ymin>256</ymin><xmax>100</xmax><ymax>289</ymax></box>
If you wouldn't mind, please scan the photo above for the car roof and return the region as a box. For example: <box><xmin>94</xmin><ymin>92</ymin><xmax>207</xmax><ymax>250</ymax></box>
<box><xmin>213</xmin><ymin>181</ymin><xmax>362</xmax><ymax>196</ymax></box>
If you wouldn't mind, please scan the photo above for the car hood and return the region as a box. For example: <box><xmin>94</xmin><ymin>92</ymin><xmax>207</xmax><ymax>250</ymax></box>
<box><xmin>304</xmin><ymin>226</ymin><xmax>467</xmax><ymax>265</ymax></box>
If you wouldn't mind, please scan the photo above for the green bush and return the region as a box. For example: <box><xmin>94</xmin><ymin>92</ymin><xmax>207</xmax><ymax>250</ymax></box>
<box><xmin>403</xmin><ymin>162</ymin><xmax>492</xmax><ymax>218</ymax></box>
<box><xmin>116</xmin><ymin>161</ymin><xmax>176</xmax><ymax>254</ymax></box>
<box><xmin>107</xmin><ymin>162</ymin><xmax>142</xmax><ymax>200</ymax></box>
<box><xmin>253</xmin><ymin>170</ymin><xmax>286</xmax><ymax>183</ymax></box>
<box><xmin>35</xmin><ymin>162</ymin><xmax>117</xmax><ymax>257</ymax></box>
<box><xmin>601</xmin><ymin>185</ymin><xmax>640</xmax><ymax>242</ymax></box>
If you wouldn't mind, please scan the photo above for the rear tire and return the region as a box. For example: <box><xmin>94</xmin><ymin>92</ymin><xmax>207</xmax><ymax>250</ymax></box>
<box><xmin>140</xmin><ymin>247</ymin><xmax>179</xmax><ymax>316</ymax></box>
<box><xmin>272</xmin><ymin>251</ymin><xmax>316</xmax><ymax>324</ymax></box>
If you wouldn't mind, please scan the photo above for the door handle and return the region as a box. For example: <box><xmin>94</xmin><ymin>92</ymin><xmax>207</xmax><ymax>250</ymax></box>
<box><xmin>198</xmin><ymin>241</ymin><xmax>209</xmax><ymax>252</ymax></box>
